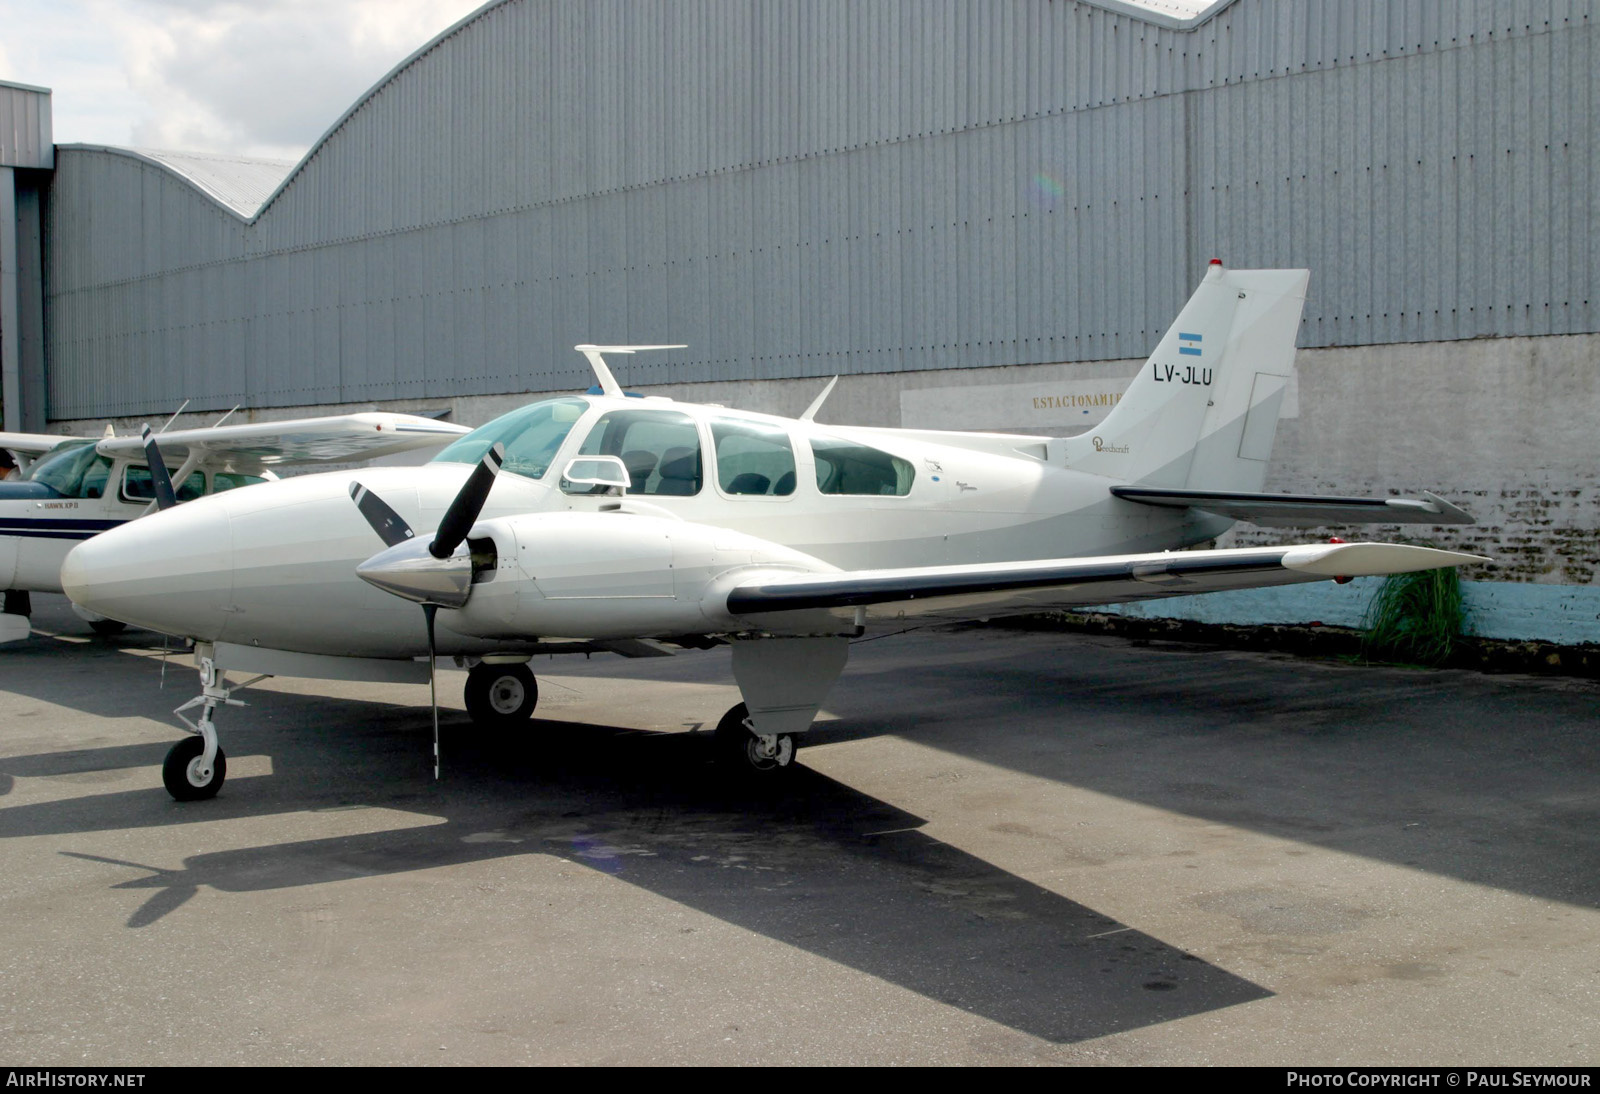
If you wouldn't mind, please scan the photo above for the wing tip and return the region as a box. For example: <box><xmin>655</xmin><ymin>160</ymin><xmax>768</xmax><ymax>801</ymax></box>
<box><xmin>1282</xmin><ymin>542</ymin><xmax>1492</xmax><ymax>577</ymax></box>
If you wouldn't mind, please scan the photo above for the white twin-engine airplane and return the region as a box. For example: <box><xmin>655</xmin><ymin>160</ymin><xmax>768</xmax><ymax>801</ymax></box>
<box><xmin>1</xmin><ymin>412</ymin><xmax>469</xmax><ymax>643</ymax></box>
<box><xmin>61</xmin><ymin>263</ymin><xmax>1485</xmax><ymax>801</ymax></box>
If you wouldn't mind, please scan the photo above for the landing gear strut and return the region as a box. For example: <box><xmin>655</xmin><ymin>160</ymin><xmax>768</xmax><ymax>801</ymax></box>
<box><xmin>715</xmin><ymin>702</ymin><xmax>796</xmax><ymax>775</ymax></box>
<box><xmin>464</xmin><ymin>661</ymin><xmax>538</xmax><ymax>729</ymax></box>
<box><xmin>163</xmin><ymin>656</ymin><xmax>264</xmax><ymax>802</ymax></box>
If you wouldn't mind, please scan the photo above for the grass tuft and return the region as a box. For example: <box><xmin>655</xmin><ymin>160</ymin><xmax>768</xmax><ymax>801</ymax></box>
<box><xmin>1360</xmin><ymin>567</ymin><xmax>1464</xmax><ymax>667</ymax></box>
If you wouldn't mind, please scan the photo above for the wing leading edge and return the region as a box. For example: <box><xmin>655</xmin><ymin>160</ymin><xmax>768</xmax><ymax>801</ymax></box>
<box><xmin>725</xmin><ymin>542</ymin><xmax>1487</xmax><ymax>627</ymax></box>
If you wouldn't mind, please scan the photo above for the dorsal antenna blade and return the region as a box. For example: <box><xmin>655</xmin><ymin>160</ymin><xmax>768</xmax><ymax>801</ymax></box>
<box><xmin>799</xmin><ymin>376</ymin><xmax>840</xmax><ymax>422</ymax></box>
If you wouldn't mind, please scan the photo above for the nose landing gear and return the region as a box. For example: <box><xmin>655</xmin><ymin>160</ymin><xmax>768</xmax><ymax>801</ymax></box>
<box><xmin>163</xmin><ymin>656</ymin><xmax>265</xmax><ymax>801</ymax></box>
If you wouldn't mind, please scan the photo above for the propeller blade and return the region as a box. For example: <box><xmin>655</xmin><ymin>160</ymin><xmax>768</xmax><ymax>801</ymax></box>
<box><xmin>424</xmin><ymin>604</ymin><xmax>440</xmax><ymax>781</ymax></box>
<box><xmin>430</xmin><ymin>443</ymin><xmax>504</xmax><ymax>559</ymax></box>
<box><xmin>349</xmin><ymin>481</ymin><xmax>416</xmax><ymax>548</ymax></box>
<box><xmin>140</xmin><ymin>425</ymin><xmax>178</xmax><ymax>511</ymax></box>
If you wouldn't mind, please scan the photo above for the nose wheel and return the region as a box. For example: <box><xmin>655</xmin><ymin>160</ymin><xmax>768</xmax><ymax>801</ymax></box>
<box><xmin>714</xmin><ymin>702</ymin><xmax>797</xmax><ymax>775</ymax></box>
<box><xmin>464</xmin><ymin>662</ymin><xmax>539</xmax><ymax>729</ymax></box>
<box><xmin>162</xmin><ymin>736</ymin><xmax>227</xmax><ymax>801</ymax></box>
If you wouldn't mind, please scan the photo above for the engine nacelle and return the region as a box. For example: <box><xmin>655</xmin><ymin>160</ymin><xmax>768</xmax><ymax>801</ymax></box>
<box><xmin>443</xmin><ymin>510</ymin><xmax>834</xmax><ymax>641</ymax></box>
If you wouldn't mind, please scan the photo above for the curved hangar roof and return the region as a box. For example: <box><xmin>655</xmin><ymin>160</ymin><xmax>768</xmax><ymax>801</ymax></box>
<box><xmin>57</xmin><ymin>0</ymin><xmax>1239</xmax><ymax>226</ymax></box>
<box><xmin>51</xmin><ymin>146</ymin><xmax>293</xmax><ymax>218</ymax></box>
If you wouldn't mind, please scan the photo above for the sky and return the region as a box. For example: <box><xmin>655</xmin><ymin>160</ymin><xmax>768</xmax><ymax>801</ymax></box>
<box><xmin>0</xmin><ymin>0</ymin><xmax>485</xmax><ymax>163</ymax></box>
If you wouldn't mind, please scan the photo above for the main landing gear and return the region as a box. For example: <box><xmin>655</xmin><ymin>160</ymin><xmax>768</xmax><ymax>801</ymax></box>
<box><xmin>463</xmin><ymin>661</ymin><xmax>538</xmax><ymax>729</ymax></box>
<box><xmin>713</xmin><ymin>635</ymin><xmax>852</xmax><ymax>779</ymax></box>
<box><xmin>715</xmin><ymin>702</ymin><xmax>797</xmax><ymax>775</ymax></box>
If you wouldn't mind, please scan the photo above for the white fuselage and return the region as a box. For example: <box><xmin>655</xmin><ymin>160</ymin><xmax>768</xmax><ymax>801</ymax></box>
<box><xmin>1</xmin><ymin>453</ymin><xmax>249</xmax><ymax>595</ymax></box>
<box><xmin>61</xmin><ymin>395</ymin><xmax>1230</xmax><ymax>658</ymax></box>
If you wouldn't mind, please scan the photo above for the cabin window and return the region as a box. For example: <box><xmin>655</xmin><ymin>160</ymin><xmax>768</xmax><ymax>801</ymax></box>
<box><xmin>121</xmin><ymin>466</ymin><xmax>206</xmax><ymax>503</ymax></box>
<box><xmin>711</xmin><ymin>418</ymin><xmax>796</xmax><ymax>496</ymax></box>
<box><xmin>211</xmin><ymin>472</ymin><xmax>267</xmax><ymax>493</ymax></box>
<box><xmin>575</xmin><ymin>409</ymin><xmax>702</xmax><ymax>496</ymax></box>
<box><xmin>810</xmin><ymin>436</ymin><xmax>914</xmax><ymax>496</ymax></box>
<box><xmin>431</xmin><ymin>397</ymin><xmax>588</xmax><ymax>480</ymax></box>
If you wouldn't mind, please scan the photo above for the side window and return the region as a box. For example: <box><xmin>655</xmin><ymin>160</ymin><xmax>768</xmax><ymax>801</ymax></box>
<box><xmin>811</xmin><ymin>436</ymin><xmax>915</xmax><ymax>496</ymax></box>
<box><xmin>122</xmin><ymin>466</ymin><xmax>206</xmax><ymax>503</ymax></box>
<box><xmin>711</xmin><ymin>418</ymin><xmax>796</xmax><ymax>497</ymax></box>
<box><xmin>576</xmin><ymin>409</ymin><xmax>702</xmax><ymax>496</ymax></box>
<box><xmin>212</xmin><ymin>472</ymin><xmax>266</xmax><ymax>493</ymax></box>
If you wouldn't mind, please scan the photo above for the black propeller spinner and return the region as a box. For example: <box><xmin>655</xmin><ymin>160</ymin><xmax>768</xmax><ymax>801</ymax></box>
<box><xmin>347</xmin><ymin>443</ymin><xmax>505</xmax><ymax>779</ymax></box>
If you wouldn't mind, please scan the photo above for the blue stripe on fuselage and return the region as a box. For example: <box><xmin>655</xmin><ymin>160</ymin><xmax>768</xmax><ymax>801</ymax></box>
<box><xmin>0</xmin><ymin>517</ymin><xmax>128</xmax><ymax>541</ymax></box>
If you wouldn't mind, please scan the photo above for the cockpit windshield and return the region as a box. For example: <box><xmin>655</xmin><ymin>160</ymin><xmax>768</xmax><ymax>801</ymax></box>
<box><xmin>431</xmin><ymin>397</ymin><xmax>589</xmax><ymax>480</ymax></box>
<box><xmin>26</xmin><ymin>440</ymin><xmax>108</xmax><ymax>498</ymax></box>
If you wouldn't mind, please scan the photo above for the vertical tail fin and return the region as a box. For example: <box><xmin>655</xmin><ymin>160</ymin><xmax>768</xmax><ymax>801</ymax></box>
<box><xmin>1062</xmin><ymin>262</ymin><xmax>1309</xmax><ymax>490</ymax></box>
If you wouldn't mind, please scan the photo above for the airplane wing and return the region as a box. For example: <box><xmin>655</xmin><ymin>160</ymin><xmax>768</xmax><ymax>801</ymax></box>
<box><xmin>95</xmin><ymin>413</ymin><xmax>470</xmax><ymax>473</ymax></box>
<box><xmin>725</xmin><ymin>542</ymin><xmax>1487</xmax><ymax>627</ymax></box>
<box><xmin>1</xmin><ymin>431</ymin><xmax>78</xmax><ymax>458</ymax></box>
<box><xmin>1110</xmin><ymin>486</ymin><xmax>1475</xmax><ymax>527</ymax></box>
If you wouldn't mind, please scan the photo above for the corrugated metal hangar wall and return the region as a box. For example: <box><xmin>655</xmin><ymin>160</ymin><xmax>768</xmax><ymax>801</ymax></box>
<box><xmin>40</xmin><ymin>0</ymin><xmax>1597</xmax><ymax>421</ymax></box>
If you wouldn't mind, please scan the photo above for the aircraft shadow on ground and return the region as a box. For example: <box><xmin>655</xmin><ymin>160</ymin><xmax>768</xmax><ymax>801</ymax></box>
<box><xmin>5</xmin><ymin>691</ymin><xmax>1270</xmax><ymax>1046</ymax></box>
<box><xmin>808</xmin><ymin>630</ymin><xmax>1600</xmax><ymax>914</ymax></box>
<box><xmin>8</xmin><ymin>616</ymin><xmax>1600</xmax><ymax>922</ymax></box>
<box><xmin>2</xmin><ymin>627</ymin><xmax>198</xmax><ymax>720</ymax></box>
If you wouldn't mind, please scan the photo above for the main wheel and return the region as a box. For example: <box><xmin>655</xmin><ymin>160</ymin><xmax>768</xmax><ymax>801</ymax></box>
<box><xmin>464</xmin><ymin>662</ymin><xmax>538</xmax><ymax>729</ymax></box>
<box><xmin>89</xmin><ymin>618</ymin><xmax>127</xmax><ymax>636</ymax></box>
<box><xmin>162</xmin><ymin>736</ymin><xmax>227</xmax><ymax>802</ymax></box>
<box><xmin>714</xmin><ymin>702</ymin><xmax>796</xmax><ymax>774</ymax></box>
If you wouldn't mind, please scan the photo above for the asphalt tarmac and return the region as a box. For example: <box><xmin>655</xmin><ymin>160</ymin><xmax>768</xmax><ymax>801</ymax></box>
<box><xmin>1</xmin><ymin>594</ymin><xmax>1597</xmax><ymax>1066</ymax></box>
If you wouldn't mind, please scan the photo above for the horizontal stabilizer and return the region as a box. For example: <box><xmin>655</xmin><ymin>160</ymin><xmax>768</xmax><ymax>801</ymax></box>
<box><xmin>1110</xmin><ymin>486</ymin><xmax>1474</xmax><ymax>527</ymax></box>
<box><xmin>724</xmin><ymin>542</ymin><xmax>1489</xmax><ymax>627</ymax></box>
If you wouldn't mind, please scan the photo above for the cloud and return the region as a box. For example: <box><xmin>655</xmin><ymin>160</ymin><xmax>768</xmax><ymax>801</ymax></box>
<box><xmin>1</xmin><ymin>0</ymin><xmax>484</xmax><ymax>159</ymax></box>
<box><xmin>0</xmin><ymin>1</ymin><xmax>141</xmax><ymax>147</ymax></box>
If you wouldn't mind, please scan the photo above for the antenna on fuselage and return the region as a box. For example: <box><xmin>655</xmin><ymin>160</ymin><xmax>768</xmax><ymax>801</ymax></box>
<box><xmin>799</xmin><ymin>376</ymin><xmax>839</xmax><ymax>423</ymax></box>
<box><xmin>574</xmin><ymin>345</ymin><xmax>688</xmax><ymax>398</ymax></box>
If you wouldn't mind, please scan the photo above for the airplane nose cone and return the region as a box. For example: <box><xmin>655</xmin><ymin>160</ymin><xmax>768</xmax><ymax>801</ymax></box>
<box><xmin>62</xmin><ymin>500</ymin><xmax>234</xmax><ymax>639</ymax></box>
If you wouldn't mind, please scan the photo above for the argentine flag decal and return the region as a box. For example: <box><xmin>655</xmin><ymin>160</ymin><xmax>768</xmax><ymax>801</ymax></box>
<box><xmin>1177</xmin><ymin>332</ymin><xmax>1203</xmax><ymax>357</ymax></box>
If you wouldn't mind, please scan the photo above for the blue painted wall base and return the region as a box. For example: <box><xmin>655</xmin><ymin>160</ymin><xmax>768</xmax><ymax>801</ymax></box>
<box><xmin>1095</xmin><ymin>579</ymin><xmax>1600</xmax><ymax>646</ymax></box>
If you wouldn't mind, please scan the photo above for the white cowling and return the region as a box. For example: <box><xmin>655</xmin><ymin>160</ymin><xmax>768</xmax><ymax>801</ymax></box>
<box><xmin>443</xmin><ymin>511</ymin><xmax>834</xmax><ymax>642</ymax></box>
